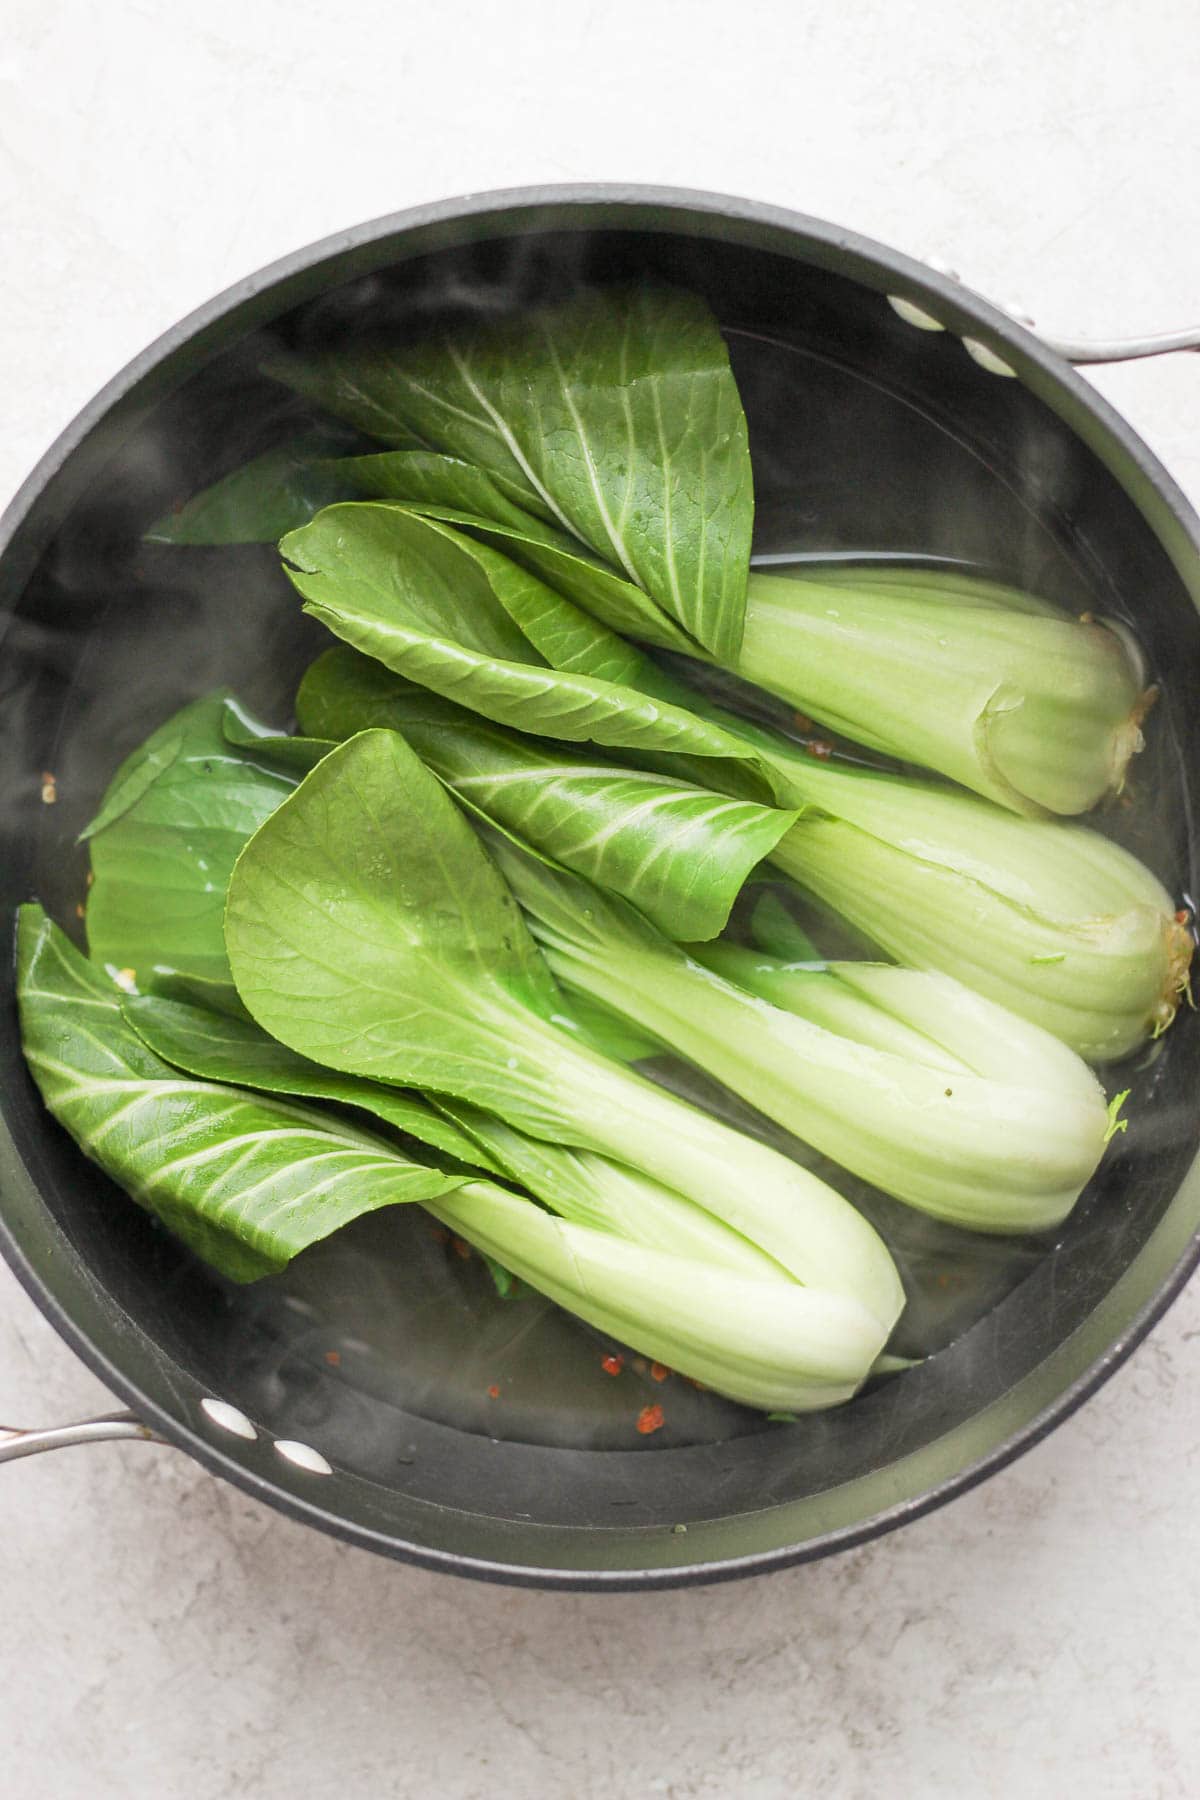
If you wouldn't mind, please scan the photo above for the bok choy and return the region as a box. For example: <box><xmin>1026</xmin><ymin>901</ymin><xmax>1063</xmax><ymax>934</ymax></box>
<box><xmin>122</xmin><ymin>988</ymin><xmax>783</xmax><ymax>1277</ymax></box>
<box><xmin>757</xmin><ymin>734</ymin><xmax>1191</xmax><ymax>1064</ymax></box>
<box><xmin>736</xmin><ymin>566</ymin><xmax>1152</xmax><ymax>816</ymax></box>
<box><xmin>21</xmin><ymin>908</ymin><xmax>889</xmax><ymax>1409</ymax></box>
<box><xmin>223</xmin><ymin>727</ymin><xmax>904</xmax><ymax>1331</ymax></box>
<box><xmin>24</xmin><ymin>274</ymin><xmax>1195</xmax><ymax>1428</ymax></box>
<box><xmin>486</xmin><ymin>831</ymin><xmax>1117</xmax><ymax>1234</ymax></box>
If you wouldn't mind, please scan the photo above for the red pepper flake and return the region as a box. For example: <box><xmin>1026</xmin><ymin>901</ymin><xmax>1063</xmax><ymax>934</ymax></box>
<box><xmin>40</xmin><ymin>772</ymin><xmax>57</xmax><ymax>804</ymax></box>
<box><xmin>324</xmin><ymin>1350</ymin><xmax>341</xmax><ymax>1367</ymax></box>
<box><xmin>636</xmin><ymin>1404</ymin><xmax>665</xmax><ymax>1436</ymax></box>
<box><xmin>650</xmin><ymin>1362</ymin><xmax>670</xmax><ymax>1383</ymax></box>
<box><xmin>75</xmin><ymin>903</ymin><xmax>86</xmax><ymax>920</ymax></box>
<box><xmin>1176</xmin><ymin>909</ymin><xmax>1192</xmax><ymax>925</ymax></box>
<box><xmin>600</xmin><ymin>1353</ymin><xmax>624</xmax><ymax>1377</ymax></box>
<box><xmin>805</xmin><ymin>740</ymin><xmax>834</xmax><ymax>761</ymax></box>
<box><xmin>793</xmin><ymin>712</ymin><xmax>813</xmax><ymax>732</ymax></box>
<box><xmin>430</xmin><ymin>1224</ymin><xmax>450</xmax><ymax>1244</ymax></box>
<box><xmin>686</xmin><ymin>1377</ymin><xmax>708</xmax><ymax>1392</ymax></box>
<box><xmin>487</xmin><ymin>1383</ymin><xmax>500</xmax><ymax>1400</ymax></box>
<box><xmin>451</xmin><ymin>1236</ymin><xmax>472</xmax><ymax>1261</ymax></box>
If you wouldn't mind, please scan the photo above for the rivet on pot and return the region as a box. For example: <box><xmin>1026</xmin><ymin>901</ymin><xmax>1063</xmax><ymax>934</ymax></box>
<box><xmin>888</xmin><ymin>295</ymin><xmax>945</xmax><ymax>332</ymax></box>
<box><xmin>199</xmin><ymin>1397</ymin><xmax>257</xmax><ymax>1441</ymax></box>
<box><xmin>962</xmin><ymin>338</ymin><xmax>1018</xmax><ymax>378</ymax></box>
<box><xmin>274</xmin><ymin>1438</ymin><xmax>333</xmax><ymax>1476</ymax></box>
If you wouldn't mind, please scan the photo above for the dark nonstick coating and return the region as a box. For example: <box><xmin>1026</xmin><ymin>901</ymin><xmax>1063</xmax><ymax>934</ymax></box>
<box><xmin>2</xmin><ymin>187</ymin><xmax>1199</xmax><ymax>1588</ymax></box>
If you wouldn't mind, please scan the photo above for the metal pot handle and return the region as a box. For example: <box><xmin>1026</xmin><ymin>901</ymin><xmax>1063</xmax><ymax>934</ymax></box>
<box><xmin>1038</xmin><ymin>328</ymin><xmax>1200</xmax><ymax>365</ymax></box>
<box><xmin>904</xmin><ymin>260</ymin><xmax>1200</xmax><ymax>365</ymax></box>
<box><xmin>0</xmin><ymin>1411</ymin><xmax>167</xmax><ymax>1463</ymax></box>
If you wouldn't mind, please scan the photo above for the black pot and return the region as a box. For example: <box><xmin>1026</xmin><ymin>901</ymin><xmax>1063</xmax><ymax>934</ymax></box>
<box><xmin>2</xmin><ymin>185</ymin><xmax>1198</xmax><ymax>1589</ymax></box>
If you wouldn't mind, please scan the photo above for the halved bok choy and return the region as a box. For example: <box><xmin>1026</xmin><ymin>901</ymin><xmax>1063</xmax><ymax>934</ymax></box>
<box><xmin>222</xmin><ymin>729</ymin><xmax>905</xmax><ymax>1346</ymax></box>
<box><xmin>19</xmin><ymin>907</ymin><xmax>888</xmax><ymax>1410</ymax></box>
<box><xmin>485</xmin><ymin>832</ymin><xmax>1121</xmax><ymax>1234</ymax></box>
<box><xmin>732</xmin><ymin>565</ymin><xmax>1153</xmax><ymax>816</ymax></box>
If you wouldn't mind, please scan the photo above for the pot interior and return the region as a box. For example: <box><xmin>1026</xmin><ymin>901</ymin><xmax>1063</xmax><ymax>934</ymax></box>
<box><xmin>2</xmin><ymin>208</ymin><xmax>1198</xmax><ymax>1580</ymax></box>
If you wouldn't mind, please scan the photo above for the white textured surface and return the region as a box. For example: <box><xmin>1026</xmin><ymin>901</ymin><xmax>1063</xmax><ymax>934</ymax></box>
<box><xmin>2</xmin><ymin>4</ymin><xmax>1199</xmax><ymax>1795</ymax></box>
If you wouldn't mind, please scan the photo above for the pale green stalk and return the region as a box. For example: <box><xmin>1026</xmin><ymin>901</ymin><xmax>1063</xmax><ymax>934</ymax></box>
<box><xmin>726</xmin><ymin>567</ymin><xmax>1151</xmax><ymax>815</ymax></box>
<box><xmin>428</xmin><ymin>1182</ymin><xmax>890</xmax><ymax>1412</ymax></box>
<box><xmin>492</xmin><ymin>838</ymin><xmax>1117</xmax><ymax>1233</ymax></box>
<box><xmin>755</xmin><ymin>737</ymin><xmax>1191</xmax><ymax>1063</ymax></box>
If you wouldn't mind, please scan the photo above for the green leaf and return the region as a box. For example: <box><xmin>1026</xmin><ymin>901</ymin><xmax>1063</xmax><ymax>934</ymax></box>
<box><xmin>81</xmin><ymin>733</ymin><xmax>185</xmax><ymax>841</ymax></box>
<box><xmin>145</xmin><ymin>969</ymin><xmax>255</xmax><ymax>1018</ymax></box>
<box><xmin>285</xmin><ymin>501</ymin><xmax>642</xmax><ymax>679</ymax></box>
<box><xmin>296</xmin><ymin>648</ymin><xmax>796</xmax><ymax>941</ymax></box>
<box><xmin>480</xmin><ymin>1255</ymin><xmax>520</xmax><ymax>1299</ymax></box>
<box><xmin>144</xmin><ymin>439</ymin><xmax>362</xmax><ymax>545</ymax></box>
<box><xmin>745</xmin><ymin>886</ymin><xmax>824</xmax><ymax>964</ymax></box>
<box><xmin>219</xmin><ymin>697</ymin><xmax>334</xmax><ymax>774</ymax></box>
<box><xmin>333</xmin><ymin>449</ymin><xmax>553</xmax><ymax>527</ymax></box>
<box><xmin>332</xmin><ymin>450</ymin><xmax>696</xmax><ymax>653</ymax></box>
<box><xmin>266</xmin><ymin>285</ymin><xmax>754</xmax><ymax>659</ymax></box>
<box><xmin>85</xmin><ymin>693</ymin><xmax>299</xmax><ymax>987</ymax></box>
<box><xmin>16</xmin><ymin>906</ymin><xmax>473</xmax><ymax>1282</ymax></box>
<box><xmin>122</xmin><ymin>992</ymin><xmax>504</xmax><ymax>1174</ymax></box>
<box><xmin>281</xmin><ymin>504</ymin><xmax>772</xmax><ymax>783</ymax></box>
<box><xmin>1104</xmin><ymin>1089</ymin><xmax>1131</xmax><ymax>1144</ymax></box>
<box><xmin>225</xmin><ymin>728</ymin><xmax>569</xmax><ymax>1115</ymax></box>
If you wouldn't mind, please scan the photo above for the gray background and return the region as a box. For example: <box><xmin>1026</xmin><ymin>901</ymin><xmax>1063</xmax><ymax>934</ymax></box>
<box><xmin>2</xmin><ymin>4</ymin><xmax>1199</xmax><ymax>1795</ymax></box>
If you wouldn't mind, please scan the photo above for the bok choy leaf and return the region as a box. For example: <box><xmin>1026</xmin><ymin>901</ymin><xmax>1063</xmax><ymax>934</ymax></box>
<box><xmin>280</xmin><ymin>503</ymin><xmax>773</xmax><ymax>788</ymax></box>
<box><xmin>16</xmin><ymin>906</ymin><xmax>474</xmax><ymax>1282</ymax></box>
<box><xmin>121</xmin><ymin>990</ymin><xmax>504</xmax><ymax>1172</ymax></box>
<box><xmin>84</xmin><ymin>693</ymin><xmax>299</xmax><ymax>988</ymax></box>
<box><xmin>265</xmin><ymin>284</ymin><xmax>754</xmax><ymax>659</ymax></box>
<box><xmin>144</xmin><ymin>437</ymin><xmax>362</xmax><ymax>545</ymax></box>
<box><xmin>295</xmin><ymin>646</ymin><xmax>796</xmax><ymax>941</ymax></box>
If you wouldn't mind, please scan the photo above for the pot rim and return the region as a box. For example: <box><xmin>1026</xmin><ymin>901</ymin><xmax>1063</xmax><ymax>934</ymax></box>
<box><xmin>3</xmin><ymin>181</ymin><xmax>1199</xmax><ymax>1590</ymax></box>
